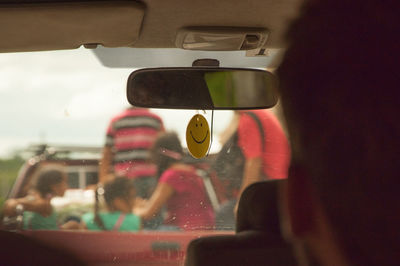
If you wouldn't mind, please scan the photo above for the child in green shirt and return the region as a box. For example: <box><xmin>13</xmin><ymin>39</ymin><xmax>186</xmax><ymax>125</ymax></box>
<box><xmin>4</xmin><ymin>168</ymin><xmax>77</xmax><ymax>230</ymax></box>
<box><xmin>82</xmin><ymin>177</ymin><xmax>141</xmax><ymax>232</ymax></box>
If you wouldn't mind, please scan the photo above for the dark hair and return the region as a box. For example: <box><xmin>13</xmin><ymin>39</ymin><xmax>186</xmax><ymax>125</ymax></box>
<box><xmin>278</xmin><ymin>0</ymin><xmax>400</xmax><ymax>265</ymax></box>
<box><xmin>34</xmin><ymin>169</ymin><xmax>65</xmax><ymax>197</ymax></box>
<box><xmin>94</xmin><ymin>177</ymin><xmax>135</xmax><ymax>230</ymax></box>
<box><xmin>103</xmin><ymin>177</ymin><xmax>135</xmax><ymax>207</ymax></box>
<box><xmin>151</xmin><ymin>132</ymin><xmax>183</xmax><ymax>178</ymax></box>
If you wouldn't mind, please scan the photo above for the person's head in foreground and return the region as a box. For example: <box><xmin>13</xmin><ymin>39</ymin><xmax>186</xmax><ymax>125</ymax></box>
<box><xmin>103</xmin><ymin>177</ymin><xmax>136</xmax><ymax>213</ymax></box>
<box><xmin>35</xmin><ymin>169</ymin><xmax>67</xmax><ymax>198</ymax></box>
<box><xmin>277</xmin><ymin>0</ymin><xmax>400</xmax><ymax>265</ymax></box>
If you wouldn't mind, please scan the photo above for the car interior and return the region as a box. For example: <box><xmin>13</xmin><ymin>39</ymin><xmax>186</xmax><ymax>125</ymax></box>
<box><xmin>0</xmin><ymin>0</ymin><xmax>302</xmax><ymax>53</ymax></box>
<box><xmin>0</xmin><ymin>0</ymin><xmax>305</xmax><ymax>265</ymax></box>
<box><xmin>185</xmin><ymin>180</ymin><xmax>297</xmax><ymax>266</ymax></box>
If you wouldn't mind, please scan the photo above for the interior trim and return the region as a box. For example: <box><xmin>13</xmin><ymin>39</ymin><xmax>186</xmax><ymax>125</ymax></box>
<box><xmin>0</xmin><ymin>1</ymin><xmax>145</xmax><ymax>52</ymax></box>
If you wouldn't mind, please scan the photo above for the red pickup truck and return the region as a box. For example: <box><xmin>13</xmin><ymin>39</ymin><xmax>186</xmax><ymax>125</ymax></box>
<box><xmin>4</xmin><ymin>144</ymin><xmax>231</xmax><ymax>265</ymax></box>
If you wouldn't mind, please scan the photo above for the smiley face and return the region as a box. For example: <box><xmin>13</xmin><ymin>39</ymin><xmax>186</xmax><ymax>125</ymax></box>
<box><xmin>186</xmin><ymin>114</ymin><xmax>210</xmax><ymax>159</ymax></box>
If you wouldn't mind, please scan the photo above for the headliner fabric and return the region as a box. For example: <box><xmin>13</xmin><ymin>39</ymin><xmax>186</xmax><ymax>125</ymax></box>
<box><xmin>136</xmin><ymin>0</ymin><xmax>302</xmax><ymax>49</ymax></box>
<box><xmin>0</xmin><ymin>0</ymin><xmax>303</xmax><ymax>52</ymax></box>
<box><xmin>0</xmin><ymin>1</ymin><xmax>145</xmax><ymax>52</ymax></box>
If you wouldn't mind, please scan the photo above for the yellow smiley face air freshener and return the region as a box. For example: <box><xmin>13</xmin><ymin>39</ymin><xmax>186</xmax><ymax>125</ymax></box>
<box><xmin>186</xmin><ymin>114</ymin><xmax>210</xmax><ymax>159</ymax></box>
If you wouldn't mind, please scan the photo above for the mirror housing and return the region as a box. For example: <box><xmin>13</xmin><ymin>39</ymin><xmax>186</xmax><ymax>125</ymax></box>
<box><xmin>127</xmin><ymin>67</ymin><xmax>278</xmax><ymax>110</ymax></box>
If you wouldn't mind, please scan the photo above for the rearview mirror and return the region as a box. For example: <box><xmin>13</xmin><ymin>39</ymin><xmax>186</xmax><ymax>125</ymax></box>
<box><xmin>127</xmin><ymin>68</ymin><xmax>278</xmax><ymax>110</ymax></box>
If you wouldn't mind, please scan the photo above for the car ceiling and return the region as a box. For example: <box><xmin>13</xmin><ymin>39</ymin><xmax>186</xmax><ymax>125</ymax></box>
<box><xmin>133</xmin><ymin>0</ymin><xmax>302</xmax><ymax>48</ymax></box>
<box><xmin>0</xmin><ymin>0</ymin><xmax>303</xmax><ymax>53</ymax></box>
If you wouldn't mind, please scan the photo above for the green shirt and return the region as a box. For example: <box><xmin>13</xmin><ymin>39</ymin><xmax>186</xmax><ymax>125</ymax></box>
<box><xmin>83</xmin><ymin>212</ymin><xmax>141</xmax><ymax>232</ymax></box>
<box><xmin>23</xmin><ymin>211</ymin><xmax>58</xmax><ymax>230</ymax></box>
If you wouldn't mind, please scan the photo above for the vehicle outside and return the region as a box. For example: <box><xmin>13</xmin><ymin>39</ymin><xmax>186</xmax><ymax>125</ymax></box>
<box><xmin>0</xmin><ymin>48</ymin><xmax>288</xmax><ymax>265</ymax></box>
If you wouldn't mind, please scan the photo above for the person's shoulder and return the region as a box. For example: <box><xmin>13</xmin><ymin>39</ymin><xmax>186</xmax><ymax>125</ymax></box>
<box><xmin>137</xmin><ymin>109</ymin><xmax>162</xmax><ymax>120</ymax></box>
<box><xmin>238</xmin><ymin>110</ymin><xmax>260</xmax><ymax>129</ymax></box>
<box><xmin>166</xmin><ymin>165</ymin><xmax>195</xmax><ymax>175</ymax></box>
<box><xmin>82</xmin><ymin>213</ymin><xmax>101</xmax><ymax>230</ymax></box>
<box><xmin>160</xmin><ymin>168</ymin><xmax>177</xmax><ymax>181</ymax></box>
<box><xmin>23</xmin><ymin>210</ymin><xmax>35</xmax><ymax>219</ymax></box>
<box><xmin>108</xmin><ymin>109</ymin><xmax>129</xmax><ymax>125</ymax></box>
<box><xmin>121</xmin><ymin>213</ymin><xmax>141</xmax><ymax>231</ymax></box>
<box><xmin>241</xmin><ymin>109</ymin><xmax>273</xmax><ymax>119</ymax></box>
<box><xmin>161</xmin><ymin>165</ymin><xmax>199</xmax><ymax>183</ymax></box>
<box><xmin>125</xmin><ymin>108</ymin><xmax>162</xmax><ymax>121</ymax></box>
<box><xmin>82</xmin><ymin>212</ymin><xmax>94</xmax><ymax>220</ymax></box>
<box><xmin>159</xmin><ymin>165</ymin><xmax>190</xmax><ymax>182</ymax></box>
<box><xmin>99</xmin><ymin>212</ymin><xmax>119</xmax><ymax>220</ymax></box>
<box><xmin>241</xmin><ymin>109</ymin><xmax>281</xmax><ymax>129</ymax></box>
<box><xmin>27</xmin><ymin>210</ymin><xmax>49</xmax><ymax>219</ymax></box>
<box><xmin>125</xmin><ymin>213</ymin><xmax>141</xmax><ymax>223</ymax></box>
<box><xmin>82</xmin><ymin>212</ymin><xmax>94</xmax><ymax>223</ymax></box>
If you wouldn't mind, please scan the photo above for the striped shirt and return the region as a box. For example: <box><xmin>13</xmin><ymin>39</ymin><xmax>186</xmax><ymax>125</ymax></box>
<box><xmin>106</xmin><ymin>108</ymin><xmax>164</xmax><ymax>179</ymax></box>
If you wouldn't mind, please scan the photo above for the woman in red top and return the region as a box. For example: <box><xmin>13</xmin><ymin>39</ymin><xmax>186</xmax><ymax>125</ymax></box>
<box><xmin>134</xmin><ymin>132</ymin><xmax>215</xmax><ymax>230</ymax></box>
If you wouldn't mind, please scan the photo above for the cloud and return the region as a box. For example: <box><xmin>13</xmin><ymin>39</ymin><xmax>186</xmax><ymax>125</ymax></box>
<box><xmin>62</xmin><ymin>80</ymin><xmax>127</xmax><ymax>120</ymax></box>
<box><xmin>0</xmin><ymin>47</ymin><xmax>233</xmax><ymax>158</ymax></box>
<box><xmin>0</xmin><ymin>48</ymin><xmax>132</xmax><ymax>157</ymax></box>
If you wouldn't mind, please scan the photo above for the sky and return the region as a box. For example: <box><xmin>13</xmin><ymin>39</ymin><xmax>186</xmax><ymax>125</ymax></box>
<box><xmin>0</xmin><ymin>48</ymin><xmax>232</xmax><ymax>158</ymax></box>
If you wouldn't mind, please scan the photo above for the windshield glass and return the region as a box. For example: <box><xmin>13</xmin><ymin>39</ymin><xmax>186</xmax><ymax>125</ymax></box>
<box><xmin>0</xmin><ymin>47</ymin><xmax>289</xmax><ymax>249</ymax></box>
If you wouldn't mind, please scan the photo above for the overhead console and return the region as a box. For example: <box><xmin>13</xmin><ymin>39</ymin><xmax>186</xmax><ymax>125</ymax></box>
<box><xmin>0</xmin><ymin>1</ymin><xmax>145</xmax><ymax>52</ymax></box>
<box><xmin>175</xmin><ymin>27</ymin><xmax>269</xmax><ymax>51</ymax></box>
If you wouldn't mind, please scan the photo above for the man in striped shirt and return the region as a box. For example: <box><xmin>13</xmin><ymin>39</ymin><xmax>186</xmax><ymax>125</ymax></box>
<box><xmin>99</xmin><ymin>107</ymin><xmax>164</xmax><ymax>199</ymax></box>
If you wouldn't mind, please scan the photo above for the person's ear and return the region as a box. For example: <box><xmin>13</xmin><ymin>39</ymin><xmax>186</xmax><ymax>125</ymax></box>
<box><xmin>280</xmin><ymin>164</ymin><xmax>316</xmax><ymax>240</ymax></box>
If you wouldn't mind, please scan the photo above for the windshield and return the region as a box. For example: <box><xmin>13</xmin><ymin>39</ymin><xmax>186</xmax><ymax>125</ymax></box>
<box><xmin>0</xmin><ymin>47</ymin><xmax>289</xmax><ymax>261</ymax></box>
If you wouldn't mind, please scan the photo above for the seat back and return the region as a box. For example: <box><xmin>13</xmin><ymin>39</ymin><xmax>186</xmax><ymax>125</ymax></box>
<box><xmin>236</xmin><ymin>180</ymin><xmax>282</xmax><ymax>234</ymax></box>
<box><xmin>185</xmin><ymin>180</ymin><xmax>297</xmax><ymax>266</ymax></box>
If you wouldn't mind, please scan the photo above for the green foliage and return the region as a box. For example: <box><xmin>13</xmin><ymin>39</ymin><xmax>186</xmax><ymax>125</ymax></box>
<box><xmin>0</xmin><ymin>156</ymin><xmax>25</xmax><ymax>202</ymax></box>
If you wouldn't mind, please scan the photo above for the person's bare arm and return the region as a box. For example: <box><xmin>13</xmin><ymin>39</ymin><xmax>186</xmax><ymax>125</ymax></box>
<box><xmin>80</xmin><ymin>221</ymin><xmax>88</xmax><ymax>230</ymax></box>
<box><xmin>133</xmin><ymin>183</ymin><xmax>174</xmax><ymax>221</ymax></box>
<box><xmin>99</xmin><ymin>146</ymin><xmax>113</xmax><ymax>183</ymax></box>
<box><xmin>134</xmin><ymin>197</ymin><xmax>148</xmax><ymax>208</ymax></box>
<box><xmin>60</xmin><ymin>220</ymin><xmax>83</xmax><ymax>230</ymax></box>
<box><xmin>3</xmin><ymin>194</ymin><xmax>52</xmax><ymax>217</ymax></box>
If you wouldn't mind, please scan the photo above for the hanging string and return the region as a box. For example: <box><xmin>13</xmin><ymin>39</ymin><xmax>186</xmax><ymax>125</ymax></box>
<box><xmin>206</xmin><ymin>109</ymin><xmax>214</xmax><ymax>156</ymax></box>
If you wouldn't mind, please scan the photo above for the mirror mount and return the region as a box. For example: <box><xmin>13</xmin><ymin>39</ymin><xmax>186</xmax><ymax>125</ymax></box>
<box><xmin>192</xmin><ymin>58</ymin><xmax>220</xmax><ymax>67</ymax></box>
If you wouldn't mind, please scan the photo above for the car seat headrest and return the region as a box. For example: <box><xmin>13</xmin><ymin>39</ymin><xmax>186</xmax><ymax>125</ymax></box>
<box><xmin>236</xmin><ymin>180</ymin><xmax>283</xmax><ymax>234</ymax></box>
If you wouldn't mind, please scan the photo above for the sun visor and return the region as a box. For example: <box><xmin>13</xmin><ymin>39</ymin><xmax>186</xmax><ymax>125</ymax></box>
<box><xmin>0</xmin><ymin>1</ymin><xmax>145</xmax><ymax>52</ymax></box>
